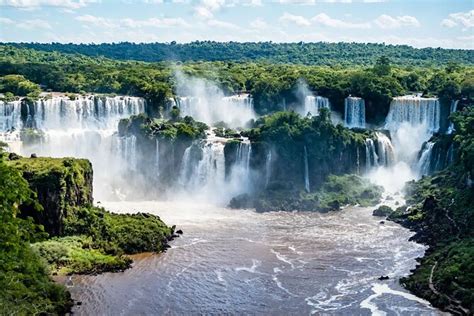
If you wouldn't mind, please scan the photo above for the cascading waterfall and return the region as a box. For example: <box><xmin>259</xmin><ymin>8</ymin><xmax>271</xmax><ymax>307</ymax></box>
<box><xmin>8</xmin><ymin>95</ymin><xmax>146</xmax><ymax>200</ymax></box>
<box><xmin>265</xmin><ymin>149</ymin><xmax>272</xmax><ymax>187</ymax></box>
<box><xmin>375</xmin><ymin>132</ymin><xmax>395</xmax><ymax>167</ymax></box>
<box><xmin>300</xmin><ymin>96</ymin><xmax>330</xmax><ymax>117</ymax></box>
<box><xmin>173</xmin><ymin>94</ymin><xmax>256</xmax><ymax>128</ymax></box>
<box><xmin>155</xmin><ymin>139</ymin><xmax>160</xmax><ymax>177</ymax></box>
<box><xmin>385</xmin><ymin>95</ymin><xmax>440</xmax><ymax>133</ymax></box>
<box><xmin>344</xmin><ymin>97</ymin><xmax>366</xmax><ymax>128</ymax></box>
<box><xmin>365</xmin><ymin>138</ymin><xmax>378</xmax><ymax>171</ymax></box>
<box><xmin>417</xmin><ymin>142</ymin><xmax>435</xmax><ymax>176</ymax></box>
<box><xmin>447</xmin><ymin>100</ymin><xmax>459</xmax><ymax>134</ymax></box>
<box><xmin>175</xmin><ymin>129</ymin><xmax>254</xmax><ymax>204</ymax></box>
<box><xmin>0</xmin><ymin>100</ymin><xmax>22</xmax><ymax>144</ymax></box>
<box><xmin>304</xmin><ymin>146</ymin><xmax>310</xmax><ymax>192</ymax></box>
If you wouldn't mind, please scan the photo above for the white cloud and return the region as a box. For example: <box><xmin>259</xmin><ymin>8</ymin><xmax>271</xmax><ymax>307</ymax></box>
<box><xmin>374</xmin><ymin>14</ymin><xmax>420</xmax><ymax>29</ymax></box>
<box><xmin>0</xmin><ymin>17</ymin><xmax>14</xmax><ymax>24</ymax></box>
<box><xmin>0</xmin><ymin>16</ymin><xmax>51</xmax><ymax>29</ymax></box>
<box><xmin>0</xmin><ymin>0</ymin><xmax>97</xmax><ymax>9</ymax></box>
<box><xmin>207</xmin><ymin>19</ymin><xmax>240</xmax><ymax>30</ymax></box>
<box><xmin>312</xmin><ymin>13</ymin><xmax>370</xmax><ymax>29</ymax></box>
<box><xmin>441</xmin><ymin>18</ymin><xmax>457</xmax><ymax>28</ymax></box>
<box><xmin>279</xmin><ymin>12</ymin><xmax>311</xmax><ymax>26</ymax></box>
<box><xmin>75</xmin><ymin>15</ymin><xmax>190</xmax><ymax>29</ymax></box>
<box><xmin>441</xmin><ymin>10</ymin><xmax>474</xmax><ymax>30</ymax></box>
<box><xmin>250</xmin><ymin>17</ymin><xmax>267</xmax><ymax>29</ymax></box>
<box><xmin>17</xmin><ymin>18</ymin><xmax>52</xmax><ymax>29</ymax></box>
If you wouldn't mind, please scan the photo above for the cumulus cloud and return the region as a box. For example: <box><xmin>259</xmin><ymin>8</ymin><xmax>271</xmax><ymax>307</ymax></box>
<box><xmin>441</xmin><ymin>10</ymin><xmax>474</xmax><ymax>30</ymax></box>
<box><xmin>0</xmin><ymin>17</ymin><xmax>51</xmax><ymax>29</ymax></box>
<box><xmin>374</xmin><ymin>14</ymin><xmax>420</xmax><ymax>29</ymax></box>
<box><xmin>207</xmin><ymin>19</ymin><xmax>240</xmax><ymax>30</ymax></box>
<box><xmin>75</xmin><ymin>15</ymin><xmax>190</xmax><ymax>29</ymax></box>
<box><xmin>0</xmin><ymin>0</ymin><xmax>97</xmax><ymax>9</ymax></box>
<box><xmin>250</xmin><ymin>17</ymin><xmax>267</xmax><ymax>29</ymax></box>
<box><xmin>312</xmin><ymin>13</ymin><xmax>370</xmax><ymax>29</ymax></box>
<box><xmin>279</xmin><ymin>12</ymin><xmax>311</xmax><ymax>26</ymax></box>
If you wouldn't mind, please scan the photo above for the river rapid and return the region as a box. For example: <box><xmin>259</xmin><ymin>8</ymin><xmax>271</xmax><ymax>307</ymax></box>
<box><xmin>68</xmin><ymin>201</ymin><xmax>442</xmax><ymax>315</ymax></box>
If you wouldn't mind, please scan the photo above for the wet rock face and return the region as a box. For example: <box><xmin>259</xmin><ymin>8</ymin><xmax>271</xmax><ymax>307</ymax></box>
<box><xmin>8</xmin><ymin>157</ymin><xmax>93</xmax><ymax>236</ymax></box>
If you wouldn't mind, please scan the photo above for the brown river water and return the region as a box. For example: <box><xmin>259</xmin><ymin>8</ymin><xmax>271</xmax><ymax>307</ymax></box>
<box><xmin>67</xmin><ymin>201</ymin><xmax>443</xmax><ymax>315</ymax></box>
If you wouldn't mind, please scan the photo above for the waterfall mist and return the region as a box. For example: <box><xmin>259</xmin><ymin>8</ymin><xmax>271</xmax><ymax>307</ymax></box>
<box><xmin>173</xmin><ymin>71</ymin><xmax>256</xmax><ymax>128</ymax></box>
<box><xmin>1</xmin><ymin>96</ymin><xmax>146</xmax><ymax>201</ymax></box>
<box><xmin>294</xmin><ymin>80</ymin><xmax>330</xmax><ymax>118</ymax></box>
<box><xmin>366</xmin><ymin>96</ymin><xmax>440</xmax><ymax>194</ymax></box>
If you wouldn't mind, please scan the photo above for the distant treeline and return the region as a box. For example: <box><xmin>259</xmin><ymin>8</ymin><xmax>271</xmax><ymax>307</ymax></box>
<box><xmin>2</xmin><ymin>41</ymin><xmax>473</xmax><ymax>66</ymax></box>
<box><xmin>0</xmin><ymin>45</ymin><xmax>472</xmax><ymax>125</ymax></box>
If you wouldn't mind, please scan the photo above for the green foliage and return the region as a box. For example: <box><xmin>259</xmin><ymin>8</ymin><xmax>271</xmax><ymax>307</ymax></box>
<box><xmin>317</xmin><ymin>174</ymin><xmax>383</xmax><ymax>209</ymax></box>
<box><xmin>0</xmin><ymin>74</ymin><xmax>41</xmax><ymax>96</ymax></box>
<box><xmin>391</xmin><ymin>107</ymin><xmax>474</xmax><ymax>313</ymax></box>
<box><xmin>64</xmin><ymin>206</ymin><xmax>173</xmax><ymax>255</ymax></box>
<box><xmin>4</xmin><ymin>42</ymin><xmax>472</xmax><ymax>66</ymax></box>
<box><xmin>0</xmin><ymin>161</ymin><xmax>72</xmax><ymax>314</ymax></box>
<box><xmin>32</xmin><ymin>236</ymin><xmax>131</xmax><ymax>275</ymax></box>
<box><xmin>0</xmin><ymin>45</ymin><xmax>472</xmax><ymax>121</ymax></box>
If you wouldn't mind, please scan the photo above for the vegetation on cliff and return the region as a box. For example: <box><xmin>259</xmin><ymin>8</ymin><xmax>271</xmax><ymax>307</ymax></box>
<box><xmin>0</xmin><ymin>154</ymin><xmax>173</xmax><ymax>313</ymax></box>
<box><xmin>230</xmin><ymin>173</ymin><xmax>382</xmax><ymax>212</ymax></box>
<box><xmin>246</xmin><ymin>109</ymin><xmax>371</xmax><ymax>189</ymax></box>
<box><xmin>0</xmin><ymin>160</ymin><xmax>72</xmax><ymax>314</ymax></box>
<box><xmin>384</xmin><ymin>106</ymin><xmax>474</xmax><ymax>314</ymax></box>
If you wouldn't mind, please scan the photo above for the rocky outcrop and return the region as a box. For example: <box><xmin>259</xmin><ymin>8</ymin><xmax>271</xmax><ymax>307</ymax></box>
<box><xmin>7</xmin><ymin>157</ymin><xmax>93</xmax><ymax>236</ymax></box>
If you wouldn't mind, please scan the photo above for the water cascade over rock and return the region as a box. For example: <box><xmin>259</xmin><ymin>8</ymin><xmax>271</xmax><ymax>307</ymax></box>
<box><xmin>385</xmin><ymin>96</ymin><xmax>441</xmax><ymax>133</ymax></box>
<box><xmin>299</xmin><ymin>96</ymin><xmax>330</xmax><ymax>117</ymax></box>
<box><xmin>344</xmin><ymin>97</ymin><xmax>366</xmax><ymax>128</ymax></box>
<box><xmin>303</xmin><ymin>145</ymin><xmax>310</xmax><ymax>192</ymax></box>
<box><xmin>173</xmin><ymin>94</ymin><xmax>256</xmax><ymax>128</ymax></box>
<box><xmin>3</xmin><ymin>95</ymin><xmax>146</xmax><ymax>199</ymax></box>
<box><xmin>417</xmin><ymin>142</ymin><xmax>435</xmax><ymax>176</ymax></box>
<box><xmin>0</xmin><ymin>100</ymin><xmax>23</xmax><ymax>145</ymax></box>
<box><xmin>447</xmin><ymin>100</ymin><xmax>459</xmax><ymax>134</ymax></box>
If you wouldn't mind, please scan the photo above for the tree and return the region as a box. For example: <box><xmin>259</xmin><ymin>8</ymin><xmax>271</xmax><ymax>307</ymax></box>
<box><xmin>373</xmin><ymin>56</ymin><xmax>392</xmax><ymax>76</ymax></box>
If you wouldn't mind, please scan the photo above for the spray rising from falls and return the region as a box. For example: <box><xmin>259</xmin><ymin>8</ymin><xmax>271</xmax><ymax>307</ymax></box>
<box><xmin>367</xmin><ymin>96</ymin><xmax>442</xmax><ymax>193</ymax></box>
<box><xmin>384</xmin><ymin>95</ymin><xmax>440</xmax><ymax>133</ymax></box>
<box><xmin>173</xmin><ymin>129</ymin><xmax>254</xmax><ymax>204</ymax></box>
<box><xmin>299</xmin><ymin>96</ymin><xmax>330</xmax><ymax>117</ymax></box>
<box><xmin>173</xmin><ymin>72</ymin><xmax>256</xmax><ymax>128</ymax></box>
<box><xmin>1</xmin><ymin>95</ymin><xmax>146</xmax><ymax>200</ymax></box>
<box><xmin>344</xmin><ymin>97</ymin><xmax>366</xmax><ymax>128</ymax></box>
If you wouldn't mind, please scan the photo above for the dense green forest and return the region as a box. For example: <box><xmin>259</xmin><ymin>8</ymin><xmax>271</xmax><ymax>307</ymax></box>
<box><xmin>0</xmin><ymin>45</ymin><xmax>472</xmax><ymax>125</ymax></box>
<box><xmin>3</xmin><ymin>42</ymin><xmax>473</xmax><ymax>66</ymax></box>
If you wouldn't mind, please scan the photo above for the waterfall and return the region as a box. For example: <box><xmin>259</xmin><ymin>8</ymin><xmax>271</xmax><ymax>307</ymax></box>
<box><xmin>178</xmin><ymin>145</ymin><xmax>194</xmax><ymax>186</ymax></box>
<box><xmin>365</xmin><ymin>138</ymin><xmax>378</xmax><ymax>171</ymax></box>
<box><xmin>0</xmin><ymin>100</ymin><xmax>22</xmax><ymax>143</ymax></box>
<box><xmin>375</xmin><ymin>132</ymin><xmax>395</xmax><ymax>167</ymax></box>
<box><xmin>265</xmin><ymin>149</ymin><xmax>272</xmax><ymax>187</ymax></box>
<box><xmin>174</xmin><ymin>94</ymin><xmax>256</xmax><ymax>127</ymax></box>
<box><xmin>300</xmin><ymin>96</ymin><xmax>330</xmax><ymax>117</ymax></box>
<box><xmin>344</xmin><ymin>97</ymin><xmax>366</xmax><ymax>128</ymax></box>
<box><xmin>417</xmin><ymin>142</ymin><xmax>435</xmax><ymax>176</ymax></box>
<box><xmin>155</xmin><ymin>139</ymin><xmax>160</xmax><ymax>177</ymax></box>
<box><xmin>385</xmin><ymin>95</ymin><xmax>440</xmax><ymax>133</ymax></box>
<box><xmin>6</xmin><ymin>95</ymin><xmax>146</xmax><ymax>200</ymax></box>
<box><xmin>447</xmin><ymin>100</ymin><xmax>459</xmax><ymax>134</ymax></box>
<box><xmin>304</xmin><ymin>146</ymin><xmax>310</xmax><ymax>193</ymax></box>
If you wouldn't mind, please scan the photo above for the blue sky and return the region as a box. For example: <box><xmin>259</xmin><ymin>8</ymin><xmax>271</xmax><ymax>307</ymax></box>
<box><xmin>0</xmin><ymin>0</ymin><xmax>472</xmax><ymax>48</ymax></box>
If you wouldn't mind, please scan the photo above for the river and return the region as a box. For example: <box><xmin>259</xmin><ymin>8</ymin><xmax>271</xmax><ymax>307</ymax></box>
<box><xmin>67</xmin><ymin>201</ymin><xmax>441</xmax><ymax>315</ymax></box>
